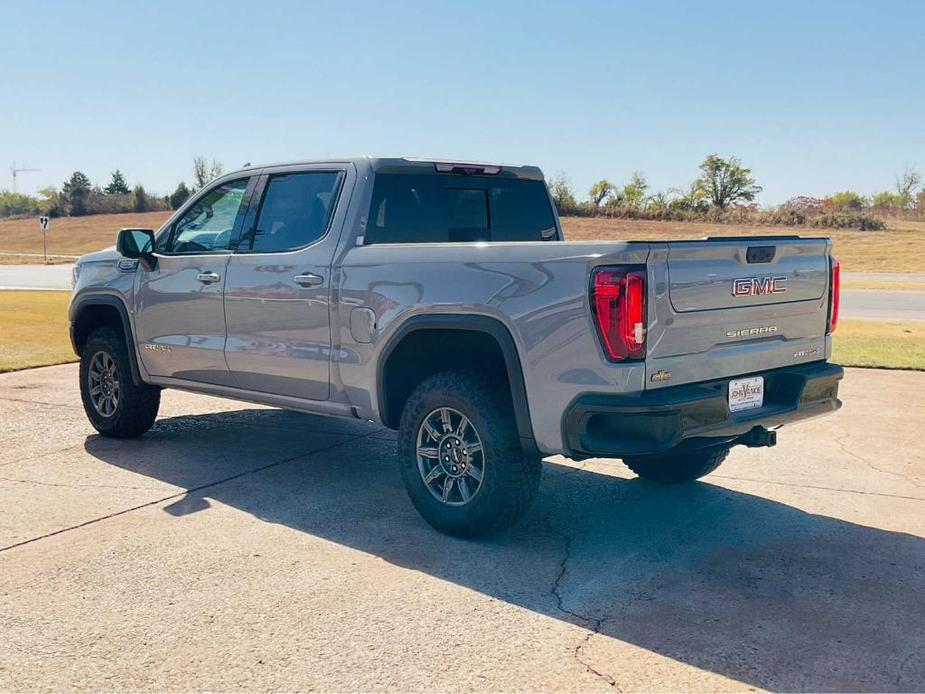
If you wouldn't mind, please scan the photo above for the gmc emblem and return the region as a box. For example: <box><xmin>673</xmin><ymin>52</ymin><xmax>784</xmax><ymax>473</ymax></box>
<box><xmin>732</xmin><ymin>276</ymin><xmax>787</xmax><ymax>297</ymax></box>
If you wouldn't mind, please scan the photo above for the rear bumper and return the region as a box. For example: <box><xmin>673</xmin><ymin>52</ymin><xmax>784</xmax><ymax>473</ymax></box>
<box><xmin>563</xmin><ymin>361</ymin><xmax>843</xmax><ymax>458</ymax></box>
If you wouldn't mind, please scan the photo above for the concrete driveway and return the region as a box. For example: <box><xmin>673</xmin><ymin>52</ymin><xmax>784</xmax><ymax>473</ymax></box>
<box><xmin>1</xmin><ymin>364</ymin><xmax>924</xmax><ymax>691</ymax></box>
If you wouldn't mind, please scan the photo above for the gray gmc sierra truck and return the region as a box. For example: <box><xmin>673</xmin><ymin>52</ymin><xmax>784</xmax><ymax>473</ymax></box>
<box><xmin>70</xmin><ymin>157</ymin><xmax>843</xmax><ymax>537</ymax></box>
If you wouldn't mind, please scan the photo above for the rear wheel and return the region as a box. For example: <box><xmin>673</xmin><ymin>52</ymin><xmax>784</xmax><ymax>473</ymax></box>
<box><xmin>398</xmin><ymin>370</ymin><xmax>542</xmax><ymax>538</ymax></box>
<box><xmin>623</xmin><ymin>446</ymin><xmax>730</xmax><ymax>484</ymax></box>
<box><xmin>79</xmin><ymin>327</ymin><xmax>160</xmax><ymax>438</ymax></box>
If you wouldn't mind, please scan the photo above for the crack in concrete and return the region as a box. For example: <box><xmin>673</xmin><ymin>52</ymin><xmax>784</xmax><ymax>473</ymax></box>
<box><xmin>0</xmin><ymin>442</ymin><xmax>86</xmax><ymax>470</ymax></box>
<box><xmin>711</xmin><ymin>474</ymin><xmax>925</xmax><ymax>502</ymax></box>
<box><xmin>832</xmin><ymin>434</ymin><xmax>925</xmax><ymax>490</ymax></box>
<box><xmin>0</xmin><ymin>476</ymin><xmax>163</xmax><ymax>491</ymax></box>
<box><xmin>0</xmin><ymin>430</ymin><xmax>381</xmax><ymax>554</ymax></box>
<box><xmin>546</xmin><ymin>515</ymin><xmax>621</xmax><ymax>690</ymax></box>
<box><xmin>0</xmin><ymin>396</ymin><xmax>76</xmax><ymax>409</ymax></box>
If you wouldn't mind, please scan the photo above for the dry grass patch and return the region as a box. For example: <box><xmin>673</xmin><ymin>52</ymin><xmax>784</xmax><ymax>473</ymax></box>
<box><xmin>0</xmin><ymin>211</ymin><xmax>172</xmax><ymax>260</ymax></box>
<box><xmin>561</xmin><ymin>217</ymin><xmax>925</xmax><ymax>274</ymax></box>
<box><xmin>0</xmin><ymin>290</ymin><xmax>75</xmax><ymax>372</ymax></box>
<box><xmin>833</xmin><ymin>320</ymin><xmax>925</xmax><ymax>370</ymax></box>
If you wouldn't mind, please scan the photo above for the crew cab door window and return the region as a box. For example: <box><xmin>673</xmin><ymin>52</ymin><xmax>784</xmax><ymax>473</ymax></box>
<box><xmin>161</xmin><ymin>178</ymin><xmax>249</xmax><ymax>254</ymax></box>
<box><xmin>241</xmin><ymin>172</ymin><xmax>343</xmax><ymax>253</ymax></box>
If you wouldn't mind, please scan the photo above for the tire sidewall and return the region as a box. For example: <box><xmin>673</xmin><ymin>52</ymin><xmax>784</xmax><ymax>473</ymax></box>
<box><xmin>398</xmin><ymin>374</ymin><xmax>523</xmax><ymax>536</ymax></box>
<box><xmin>80</xmin><ymin>330</ymin><xmax>132</xmax><ymax>433</ymax></box>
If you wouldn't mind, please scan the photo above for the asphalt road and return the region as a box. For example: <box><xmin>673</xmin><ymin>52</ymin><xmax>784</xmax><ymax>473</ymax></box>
<box><xmin>3</xmin><ymin>264</ymin><xmax>923</xmax><ymax>321</ymax></box>
<box><xmin>1</xmin><ymin>364</ymin><xmax>924</xmax><ymax>691</ymax></box>
<box><xmin>0</xmin><ymin>263</ymin><xmax>73</xmax><ymax>290</ymax></box>
<box><xmin>841</xmin><ymin>289</ymin><xmax>925</xmax><ymax>321</ymax></box>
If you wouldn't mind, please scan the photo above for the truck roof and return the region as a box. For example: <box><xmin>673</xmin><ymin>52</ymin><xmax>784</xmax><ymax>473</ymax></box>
<box><xmin>222</xmin><ymin>156</ymin><xmax>545</xmax><ymax>180</ymax></box>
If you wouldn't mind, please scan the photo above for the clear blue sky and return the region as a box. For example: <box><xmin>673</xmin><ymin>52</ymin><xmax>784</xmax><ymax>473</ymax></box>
<box><xmin>2</xmin><ymin>0</ymin><xmax>923</xmax><ymax>204</ymax></box>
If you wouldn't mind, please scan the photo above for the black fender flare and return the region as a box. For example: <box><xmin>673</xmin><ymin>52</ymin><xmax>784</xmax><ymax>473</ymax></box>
<box><xmin>70</xmin><ymin>293</ymin><xmax>143</xmax><ymax>386</ymax></box>
<box><xmin>377</xmin><ymin>314</ymin><xmax>538</xmax><ymax>454</ymax></box>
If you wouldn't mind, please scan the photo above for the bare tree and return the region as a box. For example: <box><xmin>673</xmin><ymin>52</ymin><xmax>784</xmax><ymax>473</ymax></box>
<box><xmin>547</xmin><ymin>172</ymin><xmax>578</xmax><ymax>214</ymax></box>
<box><xmin>192</xmin><ymin>156</ymin><xmax>225</xmax><ymax>190</ymax></box>
<box><xmin>895</xmin><ymin>166</ymin><xmax>922</xmax><ymax>209</ymax></box>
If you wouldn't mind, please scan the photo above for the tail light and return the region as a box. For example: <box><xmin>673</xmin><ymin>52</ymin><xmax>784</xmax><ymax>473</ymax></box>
<box><xmin>591</xmin><ymin>266</ymin><xmax>646</xmax><ymax>361</ymax></box>
<box><xmin>828</xmin><ymin>257</ymin><xmax>840</xmax><ymax>334</ymax></box>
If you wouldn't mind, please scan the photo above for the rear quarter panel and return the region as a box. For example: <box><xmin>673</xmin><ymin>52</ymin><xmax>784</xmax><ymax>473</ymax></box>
<box><xmin>334</xmin><ymin>241</ymin><xmax>649</xmax><ymax>453</ymax></box>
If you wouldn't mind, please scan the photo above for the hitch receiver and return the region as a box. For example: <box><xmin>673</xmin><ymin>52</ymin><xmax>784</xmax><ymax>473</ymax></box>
<box><xmin>738</xmin><ymin>426</ymin><xmax>778</xmax><ymax>449</ymax></box>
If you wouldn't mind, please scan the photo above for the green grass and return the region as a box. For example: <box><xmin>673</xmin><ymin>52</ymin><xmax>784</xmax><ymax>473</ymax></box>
<box><xmin>833</xmin><ymin>320</ymin><xmax>925</xmax><ymax>370</ymax></box>
<box><xmin>0</xmin><ymin>290</ymin><xmax>76</xmax><ymax>372</ymax></box>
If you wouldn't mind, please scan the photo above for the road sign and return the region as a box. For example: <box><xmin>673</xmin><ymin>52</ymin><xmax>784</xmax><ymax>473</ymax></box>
<box><xmin>38</xmin><ymin>216</ymin><xmax>50</xmax><ymax>262</ymax></box>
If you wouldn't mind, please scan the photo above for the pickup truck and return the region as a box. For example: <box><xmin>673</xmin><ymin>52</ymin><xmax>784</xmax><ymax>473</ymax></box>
<box><xmin>70</xmin><ymin>157</ymin><xmax>844</xmax><ymax>537</ymax></box>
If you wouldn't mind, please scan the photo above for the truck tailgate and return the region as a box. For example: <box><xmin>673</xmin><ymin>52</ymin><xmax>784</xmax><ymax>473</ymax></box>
<box><xmin>645</xmin><ymin>237</ymin><xmax>832</xmax><ymax>389</ymax></box>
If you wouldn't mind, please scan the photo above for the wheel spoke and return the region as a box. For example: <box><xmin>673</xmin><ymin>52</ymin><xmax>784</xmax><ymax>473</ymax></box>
<box><xmin>90</xmin><ymin>385</ymin><xmax>102</xmax><ymax>395</ymax></box>
<box><xmin>423</xmin><ymin>464</ymin><xmax>443</xmax><ymax>484</ymax></box>
<box><xmin>458</xmin><ymin>477</ymin><xmax>471</xmax><ymax>502</ymax></box>
<box><xmin>455</xmin><ymin>415</ymin><xmax>469</xmax><ymax>438</ymax></box>
<box><xmin>442</xmin><ymin>477</ymin><xmax>454</xmax><ymax>502</ymax></box>
<box><xmin>465</xmin><ymin>465</ymin><xmax>483</xmax><ymax>483</ymax></box>
<box><xmin>440</xmin><ymin>408</ymin><xmax>452</xmax><ymax>433</ymax></box>
<box><xmin>422</xmin><ymin>419</ymin><xmax>442</xmax><ymax>441</ymax></box>
<box><xmin>417</xmin><ymin>446</ymin><xmax>440</xmax><ymax>460</ymax></box>
<box><xmin>466</xmin><ymin>441</ymin><xmax>483</xmax><ymax>458</ymax></box>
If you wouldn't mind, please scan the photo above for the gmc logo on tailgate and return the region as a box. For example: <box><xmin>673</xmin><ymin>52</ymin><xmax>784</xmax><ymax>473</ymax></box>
<box><xmin>732</xmin><ymin>276</ymin><xmax>787</xmax><ymax>297</ymax></box>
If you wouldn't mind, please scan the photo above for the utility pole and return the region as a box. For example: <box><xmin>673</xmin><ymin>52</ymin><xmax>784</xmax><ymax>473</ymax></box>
<box><xmin>11</xmin><ymin>162</ymin><xmax>41</xmax><ymax>193</ymax></box>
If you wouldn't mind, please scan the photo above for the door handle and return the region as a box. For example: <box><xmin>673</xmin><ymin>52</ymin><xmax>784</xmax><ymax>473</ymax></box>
<box><xmin>196</xmin><ymin>271</ymin><xmax>220</xmax><ymax>284</ymax></box>
<box><xmin>294</xmin><ymin>273</ymin><xmax>323</xmax><ymax>287</ymax></box>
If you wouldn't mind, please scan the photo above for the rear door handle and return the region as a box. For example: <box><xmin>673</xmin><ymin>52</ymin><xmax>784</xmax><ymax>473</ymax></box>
<box><xmin>196</xmin><ymin>271</ymin><xmax>220</xmax><ymax>284</ymax></box>
<box><xmin>294</xmin><ymin>273</ymin><xmax>323</xmax><ymax>287</ymax></box>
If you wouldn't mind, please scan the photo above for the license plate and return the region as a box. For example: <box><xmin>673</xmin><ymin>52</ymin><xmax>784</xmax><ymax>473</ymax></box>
<box><xmin>728</xmin><ymin>376</ymin><xmax>764</xmax><ymax>413</ymax></box>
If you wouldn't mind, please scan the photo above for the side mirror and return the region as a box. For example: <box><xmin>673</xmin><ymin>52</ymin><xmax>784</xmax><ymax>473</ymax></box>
<box><xmin>116</xmin><ymin>228</ymin><xmax>156</xmax><ymax>263</ymax></box>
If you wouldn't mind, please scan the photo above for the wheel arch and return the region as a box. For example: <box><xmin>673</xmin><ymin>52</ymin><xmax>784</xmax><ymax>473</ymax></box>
<box><xmin>376</xmin><ymin>314</ymin><xmax>537</xmax><ymax>454</ymax></box>
<box><xmin>70</xmin><ymin>294</ymin><xmax>143</xmax><ymax>385</ymax></box>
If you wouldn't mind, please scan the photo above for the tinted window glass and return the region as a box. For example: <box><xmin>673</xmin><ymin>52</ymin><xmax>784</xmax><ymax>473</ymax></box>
<box><xmin>245</xmin><ymin>172</ymin><xmax>342</xmax><ymax>253</ymax></box>
<box><xmin>365</xmin><ymin>173</ymin><xmax>556</xmax><ymax>244</ymax></box>
<box><xmin>446</xmin><ymin>188</ymin><xmax>488</xmax><ymax>239</ymax></box>
<box><xmin>490</xmin><ymin>181</ymin><xmax>558</xmax><ymax>241</ymax></box>
<box><xmin>165</xmin><ymin>178</ymin><xmax>248</xmax><ymax>253</ymax></box>
<box><xmin>369</xmin><ymin>174</ymin><xmax>445</xmax><ymax>243</ymax></box>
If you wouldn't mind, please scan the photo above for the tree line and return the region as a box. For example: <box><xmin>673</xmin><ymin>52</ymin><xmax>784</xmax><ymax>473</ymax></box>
<box><xmin>0</xmin><ymin>156</ymin><xmax>225</xmax><ymax>219</ymax></box>
<box><xmin>549</xmin><ymin>155</ymin><xmax>924</xmax><ymax>230</ymax></box>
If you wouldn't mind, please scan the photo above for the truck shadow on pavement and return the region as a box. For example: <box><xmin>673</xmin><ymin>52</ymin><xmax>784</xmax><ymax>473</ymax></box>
<box><xmin>85</xmin><ymin>409</ymin><xmax>925</xmax><ymax>692</ymax></box>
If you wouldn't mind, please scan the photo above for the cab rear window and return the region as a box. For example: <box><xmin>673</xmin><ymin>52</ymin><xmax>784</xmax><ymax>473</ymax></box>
<box><xmin>365</xmin><ymin>173</ymin><xmax>557</xmax><ymax>244</ymax></box>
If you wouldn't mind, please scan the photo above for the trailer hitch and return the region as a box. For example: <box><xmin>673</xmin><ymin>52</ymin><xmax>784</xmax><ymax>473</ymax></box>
<box><xmin>737</xmin><ymin>426</ymin><xmax>778</xmax><ymax>448</ymax></box>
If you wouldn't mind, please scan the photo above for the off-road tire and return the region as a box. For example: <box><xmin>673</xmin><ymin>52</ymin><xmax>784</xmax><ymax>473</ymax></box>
<box><xmin>398</xmin><ymin>370</ymin><xmax>542</xmax><ymax>538</ymax></box>
<box><xmin>79</xmin><ymin>327</ymin><xmax>160</xmax><ymax>438</ymax></box>
<box><xmin>623</xmin><ymin>446</ymin><xmax>730</xmax><ymax>484</ymax></box>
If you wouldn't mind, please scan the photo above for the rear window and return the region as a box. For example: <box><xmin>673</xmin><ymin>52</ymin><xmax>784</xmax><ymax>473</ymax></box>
<box><xmin>365</xmin><ymin>173</ymin><xmax>557</xmax><ymax>244</ymax></box>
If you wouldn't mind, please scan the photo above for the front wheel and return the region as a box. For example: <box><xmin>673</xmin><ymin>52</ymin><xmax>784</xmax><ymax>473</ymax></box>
<box><xmin>398</xmin><ymin>370</ymin><xmax>542</xmax><ymax>538</ymax></box>
<box><xmin>623</xmin><ymin>446</ymin><xmax>730</xmax><ymax>484</ymax></box>
<box><xmin>79</xmin><ymin>327</ymin><xmax>160</xmax><ymax>438</ymax></box>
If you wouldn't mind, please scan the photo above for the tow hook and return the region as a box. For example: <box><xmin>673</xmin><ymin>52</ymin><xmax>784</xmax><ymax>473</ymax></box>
<box><xmin>739</xmin><ymin>426</ymin><xmax>778</xmax><ymax>448</ymax></box>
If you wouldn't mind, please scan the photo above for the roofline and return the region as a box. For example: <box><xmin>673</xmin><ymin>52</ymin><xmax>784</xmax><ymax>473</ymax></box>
<box><xmin>218</xmin><ymin>156</ymin><xmax>544</xmax><ymax>181</ymax></box>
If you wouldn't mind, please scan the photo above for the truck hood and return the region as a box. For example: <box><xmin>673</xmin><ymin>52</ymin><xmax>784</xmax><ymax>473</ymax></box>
<box><xmin>78</xmin><ymin>246</ymin><xmax>119</xmax><ymax>264</ymax></box>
